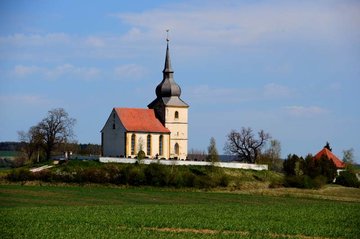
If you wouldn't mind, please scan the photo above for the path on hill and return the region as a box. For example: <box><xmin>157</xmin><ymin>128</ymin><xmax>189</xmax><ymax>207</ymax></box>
<box><xmin>30</xmin><ymin>165</ymin><xmax>53</xmax><ymax>172</ymax></box>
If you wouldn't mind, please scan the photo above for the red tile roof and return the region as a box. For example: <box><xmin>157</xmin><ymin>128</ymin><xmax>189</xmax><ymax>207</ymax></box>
<box><xmin>114</xmin><ymin>108</ymin><xmax>170</xmax><ymax>133</ymax></box>
<box><xmin>313</xmin><ymin>148</ymin><xmax>345</xmax><ymax>169</ymax></box>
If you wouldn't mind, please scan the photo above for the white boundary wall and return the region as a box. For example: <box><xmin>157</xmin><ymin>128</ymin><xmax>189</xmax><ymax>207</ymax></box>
<box><xmin>99</xmin><ymin>157</ymin><xmax>268</xmax><ymax>171</ymax></box>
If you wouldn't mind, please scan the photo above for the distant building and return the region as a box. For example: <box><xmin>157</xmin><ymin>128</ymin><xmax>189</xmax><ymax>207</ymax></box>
<box><xmin>313</xmin><ymin>146</ymin><xmax>345</xmax><ymax>169</ymax></box>
<box><xmin>101</xmin><ymin>40</ymin><xmax>189</xmax><ymax>160</ymax></box>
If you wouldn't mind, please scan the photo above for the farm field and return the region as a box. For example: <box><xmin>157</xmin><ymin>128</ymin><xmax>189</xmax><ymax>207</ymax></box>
<box><xmin>0</xmin><ymin>184</ymin><xmax>359</xmax><ymax>239</ymax></box>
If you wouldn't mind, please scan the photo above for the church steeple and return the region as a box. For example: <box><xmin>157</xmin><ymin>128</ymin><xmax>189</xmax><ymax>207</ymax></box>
<box><xmin>155</xmin><ymin>37</ymin><xmax>181</xmax><ymax>98</ymax></box>
<box><xmin>148</xmin><ymin>33</ymin><xmax>188</xmax><ymax>110</ymax></box>
<box><xmin>163</xmin><ymin>41</ymin><xmax>173</xmax><ymax>74</ymax></box>
<box><xmin>148</xmin><ymin>34</ymin><xmax>189</xmax><ymax>160</ymax></box>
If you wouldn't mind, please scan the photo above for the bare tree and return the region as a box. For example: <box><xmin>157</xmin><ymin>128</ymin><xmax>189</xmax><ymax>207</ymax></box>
<box><xmin>187</xmin><ymin>148</ymin><xmax>207</xmax><ymax>161</ymax></box>
<box><xmin>342</xmin><ymin>148</ymin><xmax>354</xmax><ymax>164</ymax></box>
<box><xmin>258</xmin><ymin>139</ymin><xmax>283</xmax><ymax>171</ymax></box>
<box><xmin>18</xmin><ymin>126</ymin><xmax>43</xmax><ymax>162</ymax></box>
<box><xmin>224</xmin><ymin>127</ymin><xmax>271</xmax><ymax>163</ymax></box>
<box><xmin>37</xmin><ymin>108</ymin><xmax>76</xmax><ymax>160</ymax></box>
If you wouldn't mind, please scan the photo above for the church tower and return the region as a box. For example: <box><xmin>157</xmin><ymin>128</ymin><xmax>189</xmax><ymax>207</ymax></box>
<box><xmin>148</xmin><ymin>39</ymin><xmax>189</xmax><ymax>160</ymax></box>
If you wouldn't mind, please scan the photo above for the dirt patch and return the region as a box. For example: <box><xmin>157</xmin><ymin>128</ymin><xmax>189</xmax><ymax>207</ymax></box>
<box><xmin>0</xmin><ymin>188</ymin><xmax>61</xmax><ymax>198</ymax></box>
<box><xmin>144</xmin><ymin>227</ymin><xmax>341</xmax><ymax>239</ymax></box>
<box><xmin>145</xmin><ymin>227</ymin><xmax>223</xmax><ymax>235</ymax></box>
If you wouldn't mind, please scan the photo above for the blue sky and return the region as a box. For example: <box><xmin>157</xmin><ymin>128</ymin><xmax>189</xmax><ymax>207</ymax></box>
<box><xmin>0</xmin><ymin>0</ymin><xmax>359</xmax><ymax>162</ymax></box>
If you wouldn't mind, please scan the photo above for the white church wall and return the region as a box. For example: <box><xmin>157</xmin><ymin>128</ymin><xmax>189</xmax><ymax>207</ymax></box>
<box><xmin>165</xmin><ymin>106</ymin><xmax>188</xmax><ymax>160</ymax></box>
<box><xmin>165</xmin><ymin>107</ymin><xmax>188</xmax><ymax>123</ymax></box>
<box><xmin>125</xmin><ymin>132</ymin><xmax>170</xmax><ymax>159</ymax></box>
<box><xmin>102</xmin><ymin>110</ymin><xmax>126</xmax><ymax>157</ymax></box>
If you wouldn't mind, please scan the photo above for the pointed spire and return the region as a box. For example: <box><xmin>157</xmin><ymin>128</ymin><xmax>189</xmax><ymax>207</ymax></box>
<box><xmin>155</xmin><ymin>31</ymin><xmax>181</xmax><ymax>98</ymax></box>
<box><xmin>163</xmin><ymin>30</ymin><xmax>173</xmax><ymax>74</ymax></box>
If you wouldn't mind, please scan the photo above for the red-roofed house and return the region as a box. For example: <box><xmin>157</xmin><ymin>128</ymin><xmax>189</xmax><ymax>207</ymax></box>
<box><xmin>101</xmin><ymin>41</ymin><xmax>189</xmax><ymax>159</ymax></box>
<box><xmin>313</xmin><ymin>147</ymin><xmax>346</xmax><ymax>169</ymax></box>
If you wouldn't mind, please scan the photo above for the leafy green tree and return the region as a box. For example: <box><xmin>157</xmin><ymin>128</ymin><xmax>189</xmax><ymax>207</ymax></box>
<box><xmin>206</xmin><ymin>137</ymin><xmax>219</xmax><ymax>163</ymax></box>
<box><xmin>283</xmin><ymin>154</ymin><xmax>304</xmax><ymax>176</ymax></box>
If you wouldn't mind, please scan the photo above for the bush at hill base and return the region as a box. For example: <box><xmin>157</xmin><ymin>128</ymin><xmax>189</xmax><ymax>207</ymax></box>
<box><xmin>336</xmin><ymin>171</ymin><xmax>360</xmax><ymax>188</ymax></box>
<box><xmin>283</xmin><ymin>154</ymin><xmax>337</xmax><ymax>189</ymax></box>
<box><xmin>3</xmin><ymin>160</ymin><xmax>283</xmax><ymax>189</ymax></box>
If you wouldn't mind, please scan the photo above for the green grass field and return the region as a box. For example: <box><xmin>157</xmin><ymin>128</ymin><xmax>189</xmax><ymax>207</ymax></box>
<box><xmin>0</xmin><ymin>151</ymin><xmax>19</xmax><ymax>157</ymax></box>
<box><xmin>1</xmin><ymin>184</ymin><xmax>359</xmax><ymax>239</ymax></box>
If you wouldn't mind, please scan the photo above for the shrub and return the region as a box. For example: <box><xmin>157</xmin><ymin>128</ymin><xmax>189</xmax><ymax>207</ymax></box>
<box><xmin>32</xmin><ymin>170</ymin><xmax>54</xmax><ymax>182</ymax></box>
<box><xmin>284</xmin><ymin>175</ymin><xmax>327</xmax><ymax>189</ymax></box>
<box><xmin>10</xmin><ymin>157</ymin><xmax>27</xmax><ymax>168</ymax></box>
<box><xmin>137</xmin><ymin>150</ymin><xmax>146</xmax><ymax>160</ymax></box>
<box><xmin>6</xmin><ymin>168</ymin><xmax>32</xmax><ymax>181</ymax></box>
<box><xmin>217</xmin><ymin>174</ymin><xmax>229</xmax><ymax>187</ymax></box>
<box><xmin>82</xmin><ymin>168</ymin><xmax>109</xmax><ymax>184</ymax></box>
<box><xmin>336</xmin><ymin>171</ymin><xmax>360</xmax><ymax>188</ymax></box>
<box><xmin>193</xmin><ymin>175</ymin><xmax>215</xmax><ymax>189</ymax></box>
<box><xmin>269</xmin><ymin>177</ymin><xmax>284</xmax><ymax>188</ymax></box>
<box><xmin>144</xmin><ymin>163</ymin><xmax>169</xmax><ymax>186</ymax></box>
<box><xmin>312</xmin><ymin>175</ymin><xmax>328</xmax><ymax>189</ymax></box>
<box><xmin>127</xmin><ymin>166</ymin><xmax>145</xmax><ymax>186</ymax></box>
<box><xmin>189</xmin><ymin>166</ymin><xmax>206</xmax><ymax>176</ymax></box>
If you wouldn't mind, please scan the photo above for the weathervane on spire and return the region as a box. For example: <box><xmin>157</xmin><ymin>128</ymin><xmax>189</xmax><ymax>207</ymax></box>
<box><xmin>166</xmin><ymin>29</ymin><xmax>170</xmax><ymax>42</ymax></box>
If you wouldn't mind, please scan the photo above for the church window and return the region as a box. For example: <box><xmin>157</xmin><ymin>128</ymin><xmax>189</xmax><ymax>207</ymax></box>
<box><xmin>174</xmin><ymin>143</ymin><xmax>179</xmax><ymax>155</ymax></box>
<box><xmin>175</xmin><ymin>111</ymin><xmax>179</xmax><ymax>119</ymax></box>
<box><xmin>131</xmin><ymin>134</ymin><xmax>136</xmax><ymax>155</ymax></box>
<box><xmin>159</xmin><ymin>135</ymin><xmax>163</xmax><ymax>155</ymax></box>
<box><xmin>147</xmin><ymin>134</ymin><xmax>151</xmax><ymax>156</ymax></box>
<box><xmin>112</xmin><ymin>123</ymin><xmax>115</xmax><ymax>129</ymax></box>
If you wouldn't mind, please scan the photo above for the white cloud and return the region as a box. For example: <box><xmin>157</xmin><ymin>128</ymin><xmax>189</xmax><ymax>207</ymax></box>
<box><xmin>115</xmin><ymin>1</ymin><xmax>360</xmax><ymax>48</ymax></box>
<box><xmin>189</xmin><ymin>83</ymin><xmax>293</xmax><ymax>104</ymax></box>
<box><xmin>284</xmin><ymin>106</ymin><xmax>329</xmax><ymax>117</ymax></box>
<box><xmin>263</xmin><ymin>83</ymin><xmax>292</xmax><ymax>98</ymax></box>
<box><xmin>0</xmin><ymin>33</ymin><xmax>70</xmax><ymax>46</ymax></box>
<box><xmin>11</xmin><ymin>64</ymin><xmax>101</xmax><ymax>80</ymax></box>
<box><xmin>0</xmin><ymin>94</ymin><xmax>51</xmax><ymax>106</ymax></box>
<box><xmin>13</xmin><ymin>65</ymin><xmax>41</xmax><ymax>77</ymax></box>
<box><xmin>188</xmin><ymin>85</ymin><xmax>257</xmax><ymax>104</ymax></box>
<box><xmin>44</xmin><ymin>64</ymin><xmax>101</xmax><ymax>79</ymax></box>
<box><xmin>114</xmin><ymin>64</ymin><xmax>147</xmax><ymax>80</ymax></box>
<box><xmin>85</xmin><ymin>37</ymin><xmax>105</xmax><ymax>47</ymax></box>
<box><xmin>0</xmin><ymin>1</ymin><xmax>358</xmax><ymax>65</ymax></box>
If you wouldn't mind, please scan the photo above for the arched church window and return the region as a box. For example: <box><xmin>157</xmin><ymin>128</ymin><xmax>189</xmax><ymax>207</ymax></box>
<box><xmin>174</xmin><ymin>111</ymin><xmax>179</xmax><ymax>119</ymax></box>
<box><xmin>159</xmin><ymin>135</ymin><xmax>163</xmax><ymax>156</ymax></box>
<box><xmin>131</xmin><ymin>134</ymin><xmax>136</xmax><ymax>155</ymax></box>
<box><xmin>174</xmin><ymin>143</ymin><xmax>179</xmax><ymax>155</ymax></box>
<box><xmin>147</xmin><ymin>134</ymin><xmax>151</xmax><ymax>156</ymax></box>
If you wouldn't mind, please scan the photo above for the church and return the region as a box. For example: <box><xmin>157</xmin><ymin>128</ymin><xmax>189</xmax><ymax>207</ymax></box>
<box><xmin>101</xmin><ymin>40</ymin><xmax>189</xmax><ymax>160</ymax></box>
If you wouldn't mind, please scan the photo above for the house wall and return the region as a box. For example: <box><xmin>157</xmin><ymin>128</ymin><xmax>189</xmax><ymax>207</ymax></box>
<box><xmin>101</xmin><ymin>110</ymin><xmax>126</xmax><ymax>157</ymax></box>
<box><xmin>165</xmin><ymin>107</ymin><xmax>188</xmax><ymax>160</ymax></box>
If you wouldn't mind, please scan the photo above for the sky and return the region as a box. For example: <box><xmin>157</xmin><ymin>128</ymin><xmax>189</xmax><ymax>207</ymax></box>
<box><xmin>0</xmin><ymin>0</ymin><xmax>359</xmax><ymax>162</ymax></box>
